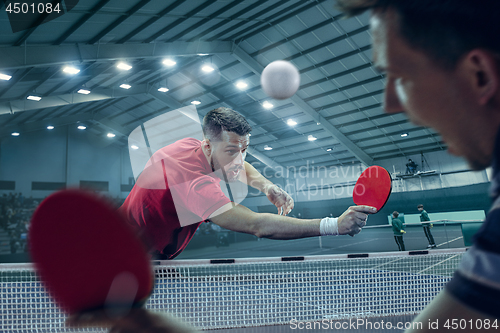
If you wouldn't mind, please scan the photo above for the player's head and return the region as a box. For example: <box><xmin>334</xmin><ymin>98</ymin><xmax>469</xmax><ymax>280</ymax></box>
<box><xmin>417</xmin><ymin>204</ymin><xmax>424</xmax><ymax>211</ymax></box>
<box><xmin>202</xmin><ymin>107</ymin><xmax>252</xmax><ymax>182</ymax></box>
<box><xmin>335</xmin><ymin>0</ymin><xmax>500</xmax><ymax>170</ymax></box>
<box><xmin>392</xmin><ymin>211</ymin><xmax>399</xmax><ymax>218</ymax></box>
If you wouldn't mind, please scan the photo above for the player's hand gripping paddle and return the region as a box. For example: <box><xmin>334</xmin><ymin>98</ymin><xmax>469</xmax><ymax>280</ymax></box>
<box><xmin>353</xmin><ymin>166</ymin><xmax>392</xmax><ymax>211</ymax></box>
<box><xmin>29</xmin><ymin>189</ymin><xmax>153</xmax><ymax>316</ymax></box>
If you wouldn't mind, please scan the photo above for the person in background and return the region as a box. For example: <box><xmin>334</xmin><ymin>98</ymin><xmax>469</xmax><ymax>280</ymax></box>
<box><xmin>418</xmin><ymin>204</ymin><xmax>436</xmax><ymax>248</ymax></box>
<box><xmin>406</xmin><ymin>159</ymin><xmax>417</xmax><ymax>174</ymax></box>
<box><xmin>18</xmin><ymin>192</ymin><xmax>24</xmax><ymax>207</ymax></box>
<box><xmin>391</xmin><ymin>211</ymin><xmax>406</xmax><ymax>251</ymax></box>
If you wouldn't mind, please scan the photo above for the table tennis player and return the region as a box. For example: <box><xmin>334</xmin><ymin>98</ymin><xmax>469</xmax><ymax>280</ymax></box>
<box><xmin>335</xmin><ymin>0</ymin><xmax>500</xmax><ymax>331</ymax></box>
<box><xmin>119</xmin><ymin>106</ymin><xmax>377</xmax><ymax>260</ymax></box>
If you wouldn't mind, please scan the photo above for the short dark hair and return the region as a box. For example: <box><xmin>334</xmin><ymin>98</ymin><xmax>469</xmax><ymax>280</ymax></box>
<box><xmin>202</xmin><ymin>107</ymin><xmax>252</xmax><ymax>141</ymax></box>
<box><xmin>417</xmin><ymin>204</ymin><xmax>424</xmax><ymax>209</ymax></box>
<box><xmin>392</xmin><ymin>211</ymin><xmax>399</xmax><ymax>218</ymax></box>
<box><xmin>334</xmin><ymin>0</ymin><xmax>500</xmax><ymax>70</ymax></box>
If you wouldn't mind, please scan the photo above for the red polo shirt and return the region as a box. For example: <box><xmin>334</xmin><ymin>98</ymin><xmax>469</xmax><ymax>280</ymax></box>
<box><xmin>119</xmin><ymin>138</ymin><xmax>231</xmax><ymax>259</ymax></box>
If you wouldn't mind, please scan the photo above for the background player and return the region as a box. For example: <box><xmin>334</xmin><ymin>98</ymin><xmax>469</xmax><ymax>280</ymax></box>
<box><xmin>418</xmin><ymin>204</ymin><xmax>435</xmax><ymax>248</ymax></box>
<box><xmin>391</xmin><ymin>211</ymin><xmax>405</xmax><ymax>251</ymax></box>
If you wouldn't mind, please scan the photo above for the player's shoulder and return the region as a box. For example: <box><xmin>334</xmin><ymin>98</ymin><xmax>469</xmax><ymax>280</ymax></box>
<box><xmin>164</xmin><ymin>137</ymin><xmax>201</xmax><ymax>149</ymax></box>
<box><xmin>473</xmin><ymin>207</ymin><xmax>500</xmax><ymax>255</ymax></box>
<box><xmin>446</xmin><ymin>244</ymin><xmax>500</xmax><ymax>318</ymax></box>
<box><xmin>181</xmin><ymin>137</ymin><xmax>202</xmax><ymax>145</ymax></box>
<box><xmin>154</xmin><ymin>137</ymin><xmax>201</xmax><ymax>155</ymax></box>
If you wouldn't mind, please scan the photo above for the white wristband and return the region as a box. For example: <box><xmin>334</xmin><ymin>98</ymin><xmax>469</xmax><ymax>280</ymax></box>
<box><xmin>320</xmin><ymin>217</ymin><xmax>339</xmax><ymax>236</ymax></box>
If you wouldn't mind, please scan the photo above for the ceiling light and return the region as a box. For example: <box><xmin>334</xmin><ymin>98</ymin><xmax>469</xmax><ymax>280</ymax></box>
<box><xmin>117</xmin><ymin>62</ymin><xmax>132</xmax><ymax>71</ymax></box>
<box><xmin>0</xmin><ymin>74</ymin><xmax>12</xmax><ymax>80</ymax></box>
<box><xmin>262</xmin><ymin>101</ymin><xmax>273</xmax><ymax>109</ymax></box>
<box><xmin>120</xmin><ymin>84</ymin><xmax>131</xmax><ymax>89</ymax></box>
<box><xmin>158</xmin><ymin>87</ymin><xmax>169</xmax><ymax>92</ymax></box>
<box><xmin>162</xmin><ymin>59</ymin><xmax>176</xmax><ymax>67</ymax></box>
<box><xmin>131</xmin><ymin>145</ymin><xmax>139</xmax><ymax>150</ymax></box>
<box><xmin>77</xmin><ymin>88</ymin><xmax>91</xmax><ymax>95</ymax></box>
<box><xmin>47</xmin><ymin>126</ymin><xmax>54</xmax><ymax>130</ymax></box>
<box><xmin>401</xmin><ymin>133</ymin><xmax>409</xmax><ymax>137</ymax></box>
<box><xmin>107</xmin><ymin>133</ymin><xmax>116</xmax><ymax>138</ymax></box>
<box><xmin>201</xmin><ymin>65</ymin><xmax>214</xmax><ymax>73</ymax></box>
<box><xmin>326</xmin><ymin>148</ymin><xmax>333</xmax><ymax>152</ymax></box>
<box><xmin>11</xmin><ymin>132</ymin><xmax>20</xmax><ymax>136</ymax></box>
<box><xmin>287</xmin><ymin>119</ymin><xmax>297</xmax><ymax>126</ymax></box>
<box><xmin>77</xmin><ymin>125</ymin><xmax>86</xmax><ymax>130</ymax></box>
<box><xmin>236</xmin><ymin>81</ymin><xmax>248</xmax><ymax>89</ymax></box>
<box><xmin>308</xmin><ymin>135</ymin><xmax>317</xmax><ymax>141</ymax></box>
<box><xmin>191</xmin><ymin>100</ymin><xmax>201</xmax><ymax>105</ymax></box>
<box><xmin>264</xmin><ymin>145</ymin><xmax>273</xmax><ymax>151</ymax></box>
<box><xmin>63</xmin><ymin>66</ymin><xmax>80</xmax><ymax>75</ymax></box>
<box><xmin>198</xmin><ymin>53</ymin><xmax>209</xmax><ymax>56</ymax></box>
<box><xmin>27</xmin><ymin>95</ymin><xmax>42</xmax><ymax>101</ymax></box>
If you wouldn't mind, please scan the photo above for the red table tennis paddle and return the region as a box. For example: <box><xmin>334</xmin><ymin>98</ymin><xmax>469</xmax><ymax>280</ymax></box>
<box><xmin>353</xmin><ymin>165</ymin><xmax>392</xmax><ymax>211</ymax></box>
<box><xmin>29</xmin><ymin>189</ymin><xmax>153</xmax><ymax>315</ymax></box>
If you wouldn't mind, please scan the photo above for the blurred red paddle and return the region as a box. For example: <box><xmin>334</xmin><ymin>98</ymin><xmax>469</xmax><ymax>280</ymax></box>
<box><xmin>353</xmin><ymin>166</ymin><xmax>392</xmax><ymax>211</ymax></box>
<box><xmin>29</xmin><ymin>189</ymin><xmax>153</xmax><ymax>315</ymax></box>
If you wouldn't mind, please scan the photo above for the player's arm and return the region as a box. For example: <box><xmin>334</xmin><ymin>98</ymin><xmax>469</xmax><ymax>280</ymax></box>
<box><xmin>209</xmin><ymin>203</ymin><xmax>376</xmax><ymax>239</ymax></box>
<box><xmin>243</xmin><ymin>161</ymin><xmax>274</xmax><ymax>193</ymax></box>
<box><xmin>396</xmin><ymin>222</ymin><xmax>404</xmax><ymax>233</ymax></box>
<box><xmin>243</xmin><ymin>161</ymin><xmax>294</xmax><ymax>215</ymax></box>
<box><xmin>422</xmin><ymin>211</ymin><xmax>430</xmax><ymax>221</ymax></box>
<box><xmin>405</xmin><ymin>289</ymin><xmax>497</xmax><ymax>333</ymax></box>
<box><xmin>398</xmin><ymin>220</ymin><xmax>405</xmax><ymax>233</ymax></box>
<box><xmin>392</xmin><ymin>221</ymin><xmax>402</xmax><ymax>233</ymax></box>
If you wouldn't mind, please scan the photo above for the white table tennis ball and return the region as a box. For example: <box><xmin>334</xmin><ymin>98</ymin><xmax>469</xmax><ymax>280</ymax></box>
<box><xmin>261</xmin><ymin>60</ymin><xmax>300</xmax><ymax>100</ymax></box>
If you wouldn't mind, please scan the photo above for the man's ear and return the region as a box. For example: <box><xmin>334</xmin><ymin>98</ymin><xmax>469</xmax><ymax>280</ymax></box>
<box><xmin>462</xmin><ymin>49</ymin><xmax>499</xmax><ymax>106</ymax></box>
<box><xmin>201</xmin><ymin>139</ymin><xmax>211</xmax><ymax>155</ymax></box>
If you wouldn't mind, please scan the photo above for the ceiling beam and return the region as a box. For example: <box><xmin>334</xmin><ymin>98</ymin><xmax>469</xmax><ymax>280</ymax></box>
<box><xmin>230</xmin><ymin>0</ymin><xmax>327</xmax><ymax>43</ymax></box>
<box><xmin>0</xmin><ymin>41</ymin><xmax>233</xmax><ymax>70</ymax></box>
<box><xmin>144</xmin><ymin>0</ymin><xmax>219</xmax><ymax>43</ymax></box>
<box><xmin>87</xmin><ymin>0</ymin><xmax>153</xmax><ymax>45</ymax></box>
<box><xmin>0</xmin><ymin>85</ymin><xmax>148</xmax><ymax>115</ymax></box>
<box><xmin>232</xmin><ymin>45</ymin><xmax>374</xmax><ymax>166</ymax></box>
<box><xmin>148</xmin><ymin>88</ymin><xmax>184</xmax><ymax>109</ymax></box>
<box><xmin>116</xmin><ymin>0</ymin><xmax>187</xmax><ymax>44</ymax></box>
<box><xmin>189</xmin><ymin>0</ymin><xmax>272</xmax><ymax>42</ymax></box>
<box><xmin>53</xmin><ymin>0</ymin><xmax>112</xmax><ymax>45</ymax></box>
<box><xmin>94</xmin><ymin>116</ymin><xmax>132</xmax><ymax>138</ymax></box>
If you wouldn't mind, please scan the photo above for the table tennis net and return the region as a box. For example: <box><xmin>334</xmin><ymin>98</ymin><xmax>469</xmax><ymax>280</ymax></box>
<box><xmin>1</xmin><ymin>248</ymin><xmax>465</xmax><ymax>332</ymax></box>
